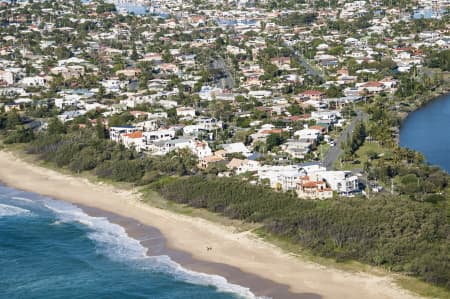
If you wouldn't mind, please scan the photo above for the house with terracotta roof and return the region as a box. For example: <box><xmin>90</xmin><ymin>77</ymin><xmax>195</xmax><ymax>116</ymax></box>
<box><xmin>357</xmin><ymin>81</ymin><xmax>384</xmax><ymax>94</ymax></box>
<box><xmin>122</xmin><ymin>131</ymin><xmax>145</xmax><ymax>152</ymax></box>
<box><xmin>109</xmin><ymin>126</ymin><xmax>138</xmax><ymax>142</ymax></box>
<box><xmin>297</xmin><ymin>176</ymin><xmax>333</xmax><ymax>199</ymax></box>
<box><xmin>192</xmin><ymin>140</ymin><xmax>213</xmax><ymax>159</ymax></box>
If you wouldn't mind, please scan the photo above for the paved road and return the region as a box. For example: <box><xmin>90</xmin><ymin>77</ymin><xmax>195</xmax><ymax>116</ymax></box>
<box><xmin>323</xmin><ymin>110</ymin><xmax>367</xmax><ymax>170</ymax></box>
<box><xmin>292</xmin><ymin>50</ymin><xmax>326</xmax><ymax>81</ymax></box>
<box><xmin>211</xmin><ymin>57</ymin><xmax>234</xmax><ymax>90</ymax></box>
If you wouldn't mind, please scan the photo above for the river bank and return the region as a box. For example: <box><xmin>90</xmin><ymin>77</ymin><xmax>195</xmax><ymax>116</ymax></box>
<box><xmin>0</xmin><ymin>150</ymin><xmax>426</xmax><ymax>299</ymax></box>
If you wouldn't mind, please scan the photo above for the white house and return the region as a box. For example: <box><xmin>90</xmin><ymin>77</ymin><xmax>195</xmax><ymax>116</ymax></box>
<box><xmin>281</xmin><ymin>140</ymin><xmax>311</xmax><ymax>159</ymax></box>
<box><xmin>149</xmin><ymin>138</ymin><xmax>194</xmax><ymax>156</ymax></box>
<box><xmin>227</xmin><ymin>158</ymin><xmax>261</xmax><ymax>175</ymax></box>
<box><xmin>101</xmin><ymin>79</ymin><xmax>121</xmax><ymax>92</ymax></box>
<box><xmin>310</xmin><ymin>111</ymin><xmax>339</xmax><ymax>124</ymax></box>
<box><xmin>199</xmin><ymin>86</ymin><xmax>223</xmax><ymax>101</ymax></box>
<box><xmin>109</xmin><ymin>126</ymin><xmax>138</xmax><ymax>142</ymax></box>
<box><xmin>183</xmin><ymin>125</ymin><xmax>202</xmax><ymax>136</ymax></box>
<box><xmin>257</xmin><ymin>165</ymin><xmax>304</xmax><ymax>191</ymax></box>
<box><xmin>317</xmin><ymin>171</ymin><xmax>359</xmax><ymax>195</ymax></box>
<box><xmin>176</xmin><ymin>107</ymin><xmax>196</xmax><ymax>118</ymax></box>
<box><xmin>195</xmin><ymin>117</ymin><xmax>223</xmax><ymax>131</ymax></box>
<box><xmin>222</xmin><ymin>142</ymin><xmax>252</xmax><ymax>157</ymax></box>
<box><xmin>136</xmin><ymin>120</ymin><xmax>160</xmax><ymax>132</ymax></box>
<box><xmin>57</xmin><ymin>110</ymin><xmax>86</xmax><ymax>123</ymax></box>
<box><xmin>192</xmin><ymin>140</ymin><xmax>213</xmax><ymax>159</ymax></box>
<box><xmin>294</xmin><ymin>128</ymin><xmax>322</xmax><ymax>144</ymax></box>
<box><xmin>21</xmin><ymin>76</ymin><xmax>46</xmax><ymax>87</ymax></box>
<box><xmin>121</xmin><ymin>131</ymin><xmax>145</xmax><ymax>152</ymax></box>
<box><xmin>0</xmin><ymin>70</ymin><xmax>14</xmax><ymax>85</ymax></box>
<box><xmin>143</xmin><ymin>128</ymin><xmax>176</xmax><ymax>143</ymax></box>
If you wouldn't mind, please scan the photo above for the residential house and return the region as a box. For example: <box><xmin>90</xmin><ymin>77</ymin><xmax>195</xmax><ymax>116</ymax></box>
<box><xmin>0</xmin><ymin>70</ymin><xmax>14</xmax><ymax>85</ymax></box>
<box><xmin>297</xmin><ymin>176</ymin><xmax>333</xmax><ymax>199</ymax></box>
<box><xmin>21</xmin><ymin>76</ymin><xmax>46</xmax><ymax>87</ymax></box>
<box><xmin>227</xmin><ymin>158</ymin><xmax>261</xmax><ymax>175</ymax></box>
<box><xmin>122</xmin><ymin>131</ymin><xmax>145</xmax><ymax>152</ymax></box>
<box><xmin>176</xmin><ymin>106</ymin><xmax>196</xmax><ymax>118</ymax></box>
<box><xmin>298</xmin><ymin>90</ymin><xmax>324</xmax><ymax>101</ymax></box>
<box><xmin>317</xmin><ymin>171</ymin><xmax>359</xmax><ymax>195</ymax></box>
<box><xmin>109</xmin><ymin>126</ymin><xmax>138</xmax><ymax>142</ymax></box>
<box><xmin>222</xmin><ymin>142</ymin><xmax>252</xmax><ymax>157</ymax></box>
<box><xmin>294</xmin><ymin>128</ymin><xmax>322</xmax><ymax>144</ymax></box>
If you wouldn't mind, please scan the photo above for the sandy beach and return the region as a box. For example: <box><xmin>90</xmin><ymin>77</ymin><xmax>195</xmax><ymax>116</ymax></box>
<box><xmin>0</xmin><ymin>150</ymin><xmax>425</xmax><ymax>299</ymax></box>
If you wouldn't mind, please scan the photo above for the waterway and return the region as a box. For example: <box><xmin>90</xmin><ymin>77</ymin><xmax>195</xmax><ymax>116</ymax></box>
<box><xmin>400</xmin><ymin>92</ymin><xmax>450</xmax><ymax>173</ymax></box>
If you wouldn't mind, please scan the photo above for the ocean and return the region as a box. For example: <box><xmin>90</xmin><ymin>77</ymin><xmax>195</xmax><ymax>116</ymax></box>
<box><xmin>0</xmin><ymin>184</ymin><xmax>259</xmax><ymax>299</ymax></box>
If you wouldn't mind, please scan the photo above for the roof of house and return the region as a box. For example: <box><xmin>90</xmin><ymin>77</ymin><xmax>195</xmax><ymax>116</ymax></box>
<box><xmin>203</xmin><ymin>155</ymin><xmax>225</xmax><ymax>163</ymax></box>
<box><xmin>261</xmin><ymin>129</ymin><xmax>283</xmax><ymax>134</ymax></box>
<box><xmin>124</xmin><ymin>131</ymin><xmax>143</xmax><ymax>139</ymax></box>
<box><xmin>227</xmin><ymin>158</ymin><xmax>246</xmax><ymax>169</ymax></box>
<box><xmin>363</xmin><ymin>81</ymin><xmax>383</xmax><ymax>87</ymax></box>
<box><xmin>300</xmin><ymin>90</ymin><xmax>324</xmax><ymax>96</ymax></box>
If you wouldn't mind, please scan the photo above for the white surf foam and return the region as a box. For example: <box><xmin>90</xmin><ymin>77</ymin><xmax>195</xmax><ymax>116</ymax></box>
<box><xmin>0</xmin><ymin>203</ymin><xmax>32</xmax><ymax>217</ymax></box>
<box><xmin>11</xmin><ymin>196</ymin><xmax>33</xmax><ymax>203</ymax></box>
<box><xmin>43</xmin><ymin>199</ymin><xmax>268</xmax><ymax>299</ymax></box>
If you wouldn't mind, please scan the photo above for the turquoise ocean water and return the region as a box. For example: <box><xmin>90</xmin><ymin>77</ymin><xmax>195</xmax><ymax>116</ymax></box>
<box><xmin>0</xmin><ymin>184</ymin><xmax>260</xmax><ymax>299</ymax></box>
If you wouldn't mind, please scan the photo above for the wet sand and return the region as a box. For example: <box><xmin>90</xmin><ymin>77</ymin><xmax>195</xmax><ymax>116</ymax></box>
<box><xmin>80</xmin><ymin>204</ymin><xmax>316</xmax><ymax>299</ymax></box>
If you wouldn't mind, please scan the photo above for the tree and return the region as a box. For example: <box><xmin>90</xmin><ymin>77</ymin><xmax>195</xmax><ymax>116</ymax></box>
<box><xmin>266</xmin><ymin>133</ymin><xmax>285</xmax><ymax>151</ymax></box>
<box><xmin>130</xmin><ymin>44</ymin><xmax>139</xmax><ymax>61</ymax></box>
<box><xmin>97</xmin><ymin>85</ymin><xmax>105</xmax><ymax>100</ymax></box>
<box><xmin>6</xmin><ymin>110</ymin><xmax>21</xmax><ymax>130</ymax></box>
<box><xmin>96</xmin><ymin>3</ymin><xmax>116</xmax><ymax>14</ymax></box>
<box><xmin>47</xmin><ymin>118</ymin><xmax>65</xmax><ymax>135</ymax></box>
<box><xmin>96</xmin><ymin>118</ymin><xmax>106</xmax><ymax>139</ymax></box>
<box><xmin>55</xmin><ymin>46</ymin><xmax>72</xmax><ymax>60</ymax></box>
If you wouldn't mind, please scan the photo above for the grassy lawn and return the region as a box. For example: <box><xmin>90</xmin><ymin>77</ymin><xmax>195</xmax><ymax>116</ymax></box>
<box><xmin>317</xmin><ymin>142</ymin><xmax>330</xmax><ymax>161</ymax></box>
<box><xmin>335</xmin><ymin>142</ymin><xmax>390</xmax><ymax>170</ymax></box>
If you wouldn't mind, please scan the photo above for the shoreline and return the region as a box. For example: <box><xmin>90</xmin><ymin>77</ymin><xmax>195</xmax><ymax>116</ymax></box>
<box><xmin>398</xmin><ymin>89</ymin><xmax>450</xmax><ymax>127</ymax></box>
<box><xmin>78</xmin><ymin>204</ymin><xmax>301</xmax><ymax>299</ymax></box>
<box><xmin>0</xmin><ymin>150</ymin><xmax>425</xmax><ymax>299</ymax></box>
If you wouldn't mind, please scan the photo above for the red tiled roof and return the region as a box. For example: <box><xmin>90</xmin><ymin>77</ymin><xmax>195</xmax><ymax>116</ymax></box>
<box><xmin>300</xmin><ymin>90</ymin><xmax>324</xmax><ymax>96</ymax></box>
<box><xmin>261</xmin><ymin>129</ymin><xmax>282</xmax><ymax>134</ymax></box>
<box><xmin>303</xmin><ymin>181</ymin><xmax>318</xmax><ymax>188</ymax></box>
<box><xmin>124</xmin><ymin>131</ymin><xmax>143</xmax><ymax>139</ymax></box>
<box><xmin>363</xmin><ymin>81</ymin><xmax>383</xmax><ymax>87</ymax></box>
